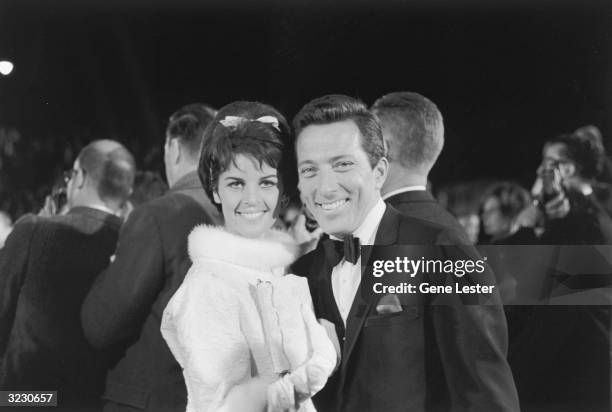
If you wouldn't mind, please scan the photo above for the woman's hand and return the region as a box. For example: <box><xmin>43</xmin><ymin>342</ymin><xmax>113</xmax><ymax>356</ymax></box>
<box><xmin>267</xmin><ymin>375</ymin><xmax>297</xmax><ymax>412</ymax></box>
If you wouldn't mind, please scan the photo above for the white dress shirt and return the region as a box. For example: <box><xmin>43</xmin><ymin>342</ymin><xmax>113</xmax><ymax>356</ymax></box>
<box><xmin>381</xmin><ymin>185</ymin><xmax>427</xmax><ymax>201</ymax></box>
<box><xmin>331</xmin><ymin>198</ymin><xmax>387</xmax><ymax>324</ymax></box>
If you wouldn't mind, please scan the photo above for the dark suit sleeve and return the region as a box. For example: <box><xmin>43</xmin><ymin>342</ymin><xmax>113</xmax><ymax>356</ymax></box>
<box><xmin>0</xmin><ymin>215</ymin><xmax>37</xmax><ymax>359</ymax></box>
<box><xmin>81</xmin><ymin>205</ymin><xmax>164</xmax><ymax>349</ymax></box>
<box><xmin>432</xmin><ymin>228</ymin><xmax>520</xmax><ymax>412</ymax></box>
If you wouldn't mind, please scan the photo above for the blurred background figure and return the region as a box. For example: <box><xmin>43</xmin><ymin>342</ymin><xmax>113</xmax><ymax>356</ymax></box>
<box><xmin>504</xmin><ymin>131</ymin><xmax>612</xmax><ymax>412</ymax></box>
<box><xmin>0</xmin><ymin>140</ymin><xmax>135</xmax><ymax>411</ymax></box>
<box><xmin>81</xmin><ymin>103</ymin><xmax>220</xmax><ymax>412</ymax></box>
<box><xmin>120</xmin><ymin>171</ymin><xmax>169</xmax><ymax>220</ymax></box>
<box><xmin>437</xmin><ymin>179</ymin><xmax>494</xmax><ymax>244</ymax></box>
<box><xmin>518</xmin><ymin>132</ymin><xmax>612</xmax><ymax>244</ymax></box>
<box><xmin>130</xmin><ymin>171</ymin><xmax>168</xmax><ymax>206</ymax></box>
<box><xmin>573</xmin><ymin>125</ymin><xmax>612</xmax><ymax>216</ymax></box>
<box><xmin>371</xmin><ymin>91</ymin><xmax>471</xmax><ymax>244</ymax></box>
<box><xmin>479</xmin><ymin>181</ymin><xmax>532</xmax><ymax>243</ymax></box>
<box><xmin>0</xmin><ymin>211</ymin><xmax>12</xmax><ymax>248</ymax></box>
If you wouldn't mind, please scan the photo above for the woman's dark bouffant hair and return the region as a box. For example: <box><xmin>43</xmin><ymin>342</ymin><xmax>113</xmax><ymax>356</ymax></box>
<box><xmin>198</xmin><ymin>101</ymin><xmax>296</xmax><ymax>210</ymax></box>
<box><xmin>546</xmin><ymin>133</ymin><xmax>605</xmax><ymax>180</ymax></box>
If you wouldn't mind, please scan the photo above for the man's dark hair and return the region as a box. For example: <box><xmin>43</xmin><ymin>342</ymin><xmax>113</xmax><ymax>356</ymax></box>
<box><xmin>371</xmin><ymin>91</ymin><xmax>444</xmax><ymax>173</ymax></box>
<box><xmin>198</xmin><ymin>101</ymin><xmax>295</xmax><ymax>210</ymax></box>
<box><xmin>77</xmin><ymin>140</ymin><xmax>136</xmax><ymax>205</ymax></box>
<box><xmin>546</xmin><ymin>133</ymin><xmax>605</xmax><ymax>180</ymax></box>
<box><xmin>292</xmin><ymin>94</ymin><xmax>386</xmax><ymax>167</ymax></box>
<box><xmin>166</xmin><ymin>103</ymin><xmax>217</xmax><ymax>159</ymax></box>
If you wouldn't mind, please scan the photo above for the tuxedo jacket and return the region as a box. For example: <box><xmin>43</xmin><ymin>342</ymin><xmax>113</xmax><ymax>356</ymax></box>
<box><xmin>386</xmin><ymin>190</ymin><xmax>472</xmax><ymax>245</ymax></box>
<box><xmin>0</xmin><ymin>207</ymin><xmax>122</xmax><ymax>409</ymax></box>
<box><xmin>81</xmin><ymin>172</ymin><xmax>220</xmax><ymax>412</ymax></box>
<box><xmin>291</xmin><ymin>205</ymin><xmax>519</xmax><ymax>412</ymax></box>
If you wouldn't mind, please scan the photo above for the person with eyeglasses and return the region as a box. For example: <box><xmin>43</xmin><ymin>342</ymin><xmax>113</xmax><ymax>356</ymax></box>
<box><xmin>514</xmin><ymin>132</ymin><xmax>612</xmax><ymax>245</ymax></box>
<box><xmin>0</xmin><ymin>139</ymin><xmax>136</xmax><ymax>411</ymax></box>
<box><xmin>81</xmin><ymin>103</ymin><xmax>221</xmax><ymax>412</ymax></box>
<box><xmin>506</xmin><ymin>132</ymin><xmax>612</xmax><ymax>412</ymax></box>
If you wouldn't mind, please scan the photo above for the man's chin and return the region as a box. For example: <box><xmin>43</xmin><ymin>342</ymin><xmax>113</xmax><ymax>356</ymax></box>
<box><xmin>318</xmin><ymin>219</ymin><xmax>353</xmax><ymax>237</ymax></box>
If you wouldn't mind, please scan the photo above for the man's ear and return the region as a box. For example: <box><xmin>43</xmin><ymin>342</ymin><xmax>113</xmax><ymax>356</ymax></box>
<box><xmin>169</xmin><ymin>138</ymin><xmax>181</xmax><ymax>164</ymax></box>
<box><xmin>373</xmin><ymin>157</ymin><xmax>389</xmax><ymax>191</ymax></box>
<box><xmin>75</xmin><ymin>169</ymin><xmax>87</xmax><ymax>189</ymax></box>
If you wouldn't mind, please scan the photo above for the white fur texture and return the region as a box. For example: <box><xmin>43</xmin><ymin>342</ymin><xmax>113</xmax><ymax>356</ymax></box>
<box><xmin>162</xmin><ymin>227</ymin><xmax>336</xmax><ymax>412</ymax></box>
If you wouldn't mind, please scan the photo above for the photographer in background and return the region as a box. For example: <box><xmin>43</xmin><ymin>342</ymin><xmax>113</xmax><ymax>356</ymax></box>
<box><xmin>515</xmin><ymin>132</ymin><xmax>612</xmax><ymax>244</ymax></box>
<box><xmin>507</xmin><ymin>132</ymin><xmax>612</xmax><ymax>411</ymax></box>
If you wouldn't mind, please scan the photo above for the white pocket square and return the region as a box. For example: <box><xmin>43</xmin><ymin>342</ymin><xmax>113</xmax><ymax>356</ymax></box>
<box><xmin>375</xmin><ymin>294</ymin><xmax>403</xmax><ymax>315</ymax></box>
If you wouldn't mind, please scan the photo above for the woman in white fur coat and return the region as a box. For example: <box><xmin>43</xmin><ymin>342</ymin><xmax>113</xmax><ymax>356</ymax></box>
<box><xmin>161</xmin><ymin>102</ymin><xmax>337</xmax><ymax>412</ymax></box>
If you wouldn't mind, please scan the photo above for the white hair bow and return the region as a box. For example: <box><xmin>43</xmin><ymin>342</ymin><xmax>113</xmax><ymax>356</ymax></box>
<box><xmin>219</xmin><ymin>115</ymin><xmax>280</xmax><ymax>132</ymax></box>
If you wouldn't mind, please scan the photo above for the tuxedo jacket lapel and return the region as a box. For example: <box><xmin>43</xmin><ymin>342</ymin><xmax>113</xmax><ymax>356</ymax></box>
<box><xmin>311</xmin><ymin>236</ymin><xmax>345</xmax><ymax>338</ymax></box>
<box><xmin>339</xmin><ymin>206</ymin><xmax>401</xmax><ymax>386</ymax></box>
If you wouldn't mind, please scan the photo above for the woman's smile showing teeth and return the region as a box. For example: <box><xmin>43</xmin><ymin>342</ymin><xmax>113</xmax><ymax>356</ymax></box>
<box><xmin>237</xmin><ymin>210</ymin><xmax>266</xmax><ymax>220</ymax></box>
<box><xmin>316</xmin><ymin>199</ymin><xmax>348</xmax><ymax>211</ymax></box>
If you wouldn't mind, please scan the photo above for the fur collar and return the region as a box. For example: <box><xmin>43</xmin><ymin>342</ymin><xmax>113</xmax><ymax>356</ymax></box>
<box><xmin>188</xmin><ymin>225</ymin><xmax>299</xmax><ymax>272</ymax></box>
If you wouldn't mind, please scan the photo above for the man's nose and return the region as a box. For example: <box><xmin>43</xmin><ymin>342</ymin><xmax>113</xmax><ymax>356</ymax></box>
<box><xmin>318</xmin><ymin>169</ymin><xmax>339</xmax><ymax>195</ymax></box>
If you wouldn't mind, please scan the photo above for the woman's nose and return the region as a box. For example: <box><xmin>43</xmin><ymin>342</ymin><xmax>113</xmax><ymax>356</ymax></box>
<box><xmin>242</xmin><ymin>184</ymin><xmax>261</xmax><ymax>205</ymax></box>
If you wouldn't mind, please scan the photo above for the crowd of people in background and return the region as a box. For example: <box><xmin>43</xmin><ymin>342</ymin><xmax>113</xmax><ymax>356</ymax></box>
<box><xmin>0</xmin><ymin>91</ymin><xmax>612</xmax><ymax>412</ymax></box>
<box><xmin>2</xmin><ymin>123</ymin><xmax>611</xmax><ymax>250</ymax></box>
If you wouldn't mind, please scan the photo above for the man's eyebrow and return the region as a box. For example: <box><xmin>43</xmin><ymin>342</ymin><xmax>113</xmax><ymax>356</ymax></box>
<box><xmin>330</xmin><ymin>155</ymin><xmax>353</xmax><ymax>162</ymax></box>
<box><xmin>297</xmin><ymin>159</ymin><xmax>314</xmax><ymax>167</ymax></box>
<box><xmin>298</xmin><ymin>154</ymin><xmax>353</xmax><ymax>167</ymax></box>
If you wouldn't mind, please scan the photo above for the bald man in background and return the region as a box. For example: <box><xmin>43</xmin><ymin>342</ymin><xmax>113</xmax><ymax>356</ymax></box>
<box><xmin>0</xmin><ymin>140</ymin><xmax>136</xmax><ymax>411</ymax></box>
<box><xmin>82</xmin><ymin>104</ymin><xmax>220</xmax><ymax>412</ymax></box>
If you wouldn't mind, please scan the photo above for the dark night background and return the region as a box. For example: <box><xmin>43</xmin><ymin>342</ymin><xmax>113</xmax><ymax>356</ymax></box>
<box><xmin>0</xmin><ymin>0</ymin><xmax>610</xmax><ymax>217</ymax></box>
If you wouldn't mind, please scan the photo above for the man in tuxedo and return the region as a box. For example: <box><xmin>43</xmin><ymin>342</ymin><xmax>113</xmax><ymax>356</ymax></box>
<box><xmin>371</xmin><ymin>91</ymin><xmax>470</xmax><ymax>243</ymax></box>
<box><xmin>0</xmin><ymin>140</ymin><xmax>135</xmax><ymax>410</ymax></box>
<box><xmin>291</xmin><ymin>95</ymin><xmax>519</xmax><ymax>412</ymax></box>
<box><xmin>81</xmin><ymin>104</ymin><xmax>221</xmax><ymax>412</ymax></box>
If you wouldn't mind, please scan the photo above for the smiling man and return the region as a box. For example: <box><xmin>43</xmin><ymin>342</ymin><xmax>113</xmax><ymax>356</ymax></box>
<box><xmin>291</xmin><ymin>95</ymin><xmax>519</xmax><ymax>412</ymax></box>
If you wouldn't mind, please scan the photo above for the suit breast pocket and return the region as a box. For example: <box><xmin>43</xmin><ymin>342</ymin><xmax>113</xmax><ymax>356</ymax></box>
<box><xmin>364</xmin><ymin>306</ymin><xmax>420</xmax><ymax>328</ymax></box>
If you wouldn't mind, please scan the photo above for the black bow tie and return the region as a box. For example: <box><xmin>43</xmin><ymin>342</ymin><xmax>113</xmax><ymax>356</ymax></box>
<box><xmin>323</xmin><ymin>234</ymin><xmax>361</xmax><ymax>266</ymax></box>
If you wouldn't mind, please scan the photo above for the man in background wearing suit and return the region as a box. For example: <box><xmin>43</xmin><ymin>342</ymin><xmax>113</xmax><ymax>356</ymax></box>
<box><xmin>0</xmin><ymin>140</ymin><xmax>135</xmax><ymax>411</ymax></box>
<box><xmin>371</xmin><ymin>91</ymin><xmax>471</xmax><ymax>244</ymax></box>
<box><xmin>291</xmin><ymin>95</ymin><xmax>519</xmax><ymax>412</ymax></box>
<box><xmin>81</xmin><ymin>104</ymin><xmax>221</xmax><ymax>412</ymax></box>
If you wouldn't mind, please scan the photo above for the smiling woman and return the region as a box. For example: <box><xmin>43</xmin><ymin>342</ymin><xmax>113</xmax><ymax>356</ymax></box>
<box><xmin>160</xmin><ymin>101</ymin><xmax>337</xmax><ymax>412</ymax></box>
<box><xmin>214</xmin><ymin>154</ymin><xmax>280</xmax><ymax>238</ymax></box>
<box><xmin>199</xmin><ymin>104</ymin><xmax>292</xmax><ymax>238</ymax></box>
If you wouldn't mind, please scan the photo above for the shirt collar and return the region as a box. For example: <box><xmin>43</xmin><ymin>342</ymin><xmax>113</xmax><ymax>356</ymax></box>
<box><xmin>330</xmin><ymin>197</ymin><xmax>386</xmax><ymax>245</ymax></box>
<box><xmin>86</xmin><ymin>203</ymin><xmax>121</xmax><ymax>216</ymax></box>
<box><xmin>171</xmin><ymin>171</ymin><xmax>201</xmax><ymax>192</ymax></box>
<box><xmin>382</xmin><ymin>186</ymin><xmax>427</xmax><ymax>200</ymax></box>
